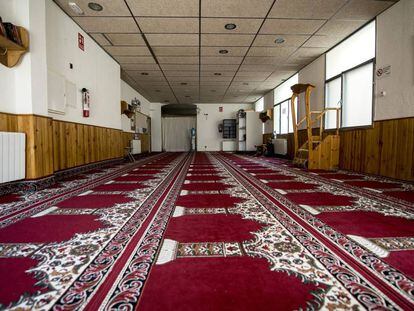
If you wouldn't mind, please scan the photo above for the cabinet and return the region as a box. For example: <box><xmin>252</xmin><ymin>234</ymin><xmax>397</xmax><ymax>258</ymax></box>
<box><xmin>237</xmin><ymin>111</ymin><xmax>262</xmax><ymax>152</ymax></box>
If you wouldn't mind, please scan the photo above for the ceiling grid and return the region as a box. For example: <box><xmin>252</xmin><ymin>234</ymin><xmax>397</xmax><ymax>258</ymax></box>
<box><xmin>55</xmin><ymin>0</ymin><xmax>397</xmax><ymax>104</ymax></box>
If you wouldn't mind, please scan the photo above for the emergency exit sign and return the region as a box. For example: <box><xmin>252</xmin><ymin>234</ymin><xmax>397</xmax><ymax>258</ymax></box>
<box><xmin>78</xmin><ymin>33</ymin><xmax>84</xmax><ymax>51</ymax></box>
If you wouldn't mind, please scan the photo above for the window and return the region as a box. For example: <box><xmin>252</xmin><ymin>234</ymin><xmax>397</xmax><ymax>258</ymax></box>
<box><xmin>273</xmin><ymin>74</ymin><xmax>298</xmax><ymax>135</ymax></box>
<box><xmin>273</xmin><ymin>104</ymin><xmax>280</xmax><ymax>134</ymax></box>
<box><xmin>325</xmin><ymin>21</ymin><xmax>375</xmax><ymax>129</ymax></box>
<box><xmin>255</xmin><ymin>97</ymin><xmax>264</xmax><ymax>112</ymax></box>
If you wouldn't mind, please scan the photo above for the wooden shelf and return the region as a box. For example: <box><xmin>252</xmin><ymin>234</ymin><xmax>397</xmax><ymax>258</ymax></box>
<box><xmin>0</xmin><ymin>26</ymin><xmax>29</xmax><ymax>68</ymax></box>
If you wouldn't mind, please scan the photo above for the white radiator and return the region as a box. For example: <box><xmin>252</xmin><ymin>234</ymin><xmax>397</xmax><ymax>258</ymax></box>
<box><xmin>273</xmin><ymin>138</ymin><xmax>287</xmax><ymax>155</ymax></box>
<box><xmin>0</xmin><ymin>132</ymin><xmax>26</xmax><ymax>183</ymax></box>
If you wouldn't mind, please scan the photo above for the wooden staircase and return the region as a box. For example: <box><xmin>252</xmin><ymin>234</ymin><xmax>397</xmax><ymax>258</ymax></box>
<box><xmin>290</xmin><ymin>84</ymin><xmax>341</xmax><ymax>170</ymax></box>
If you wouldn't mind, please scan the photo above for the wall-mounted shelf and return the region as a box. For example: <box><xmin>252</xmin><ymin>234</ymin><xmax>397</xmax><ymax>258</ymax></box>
<box><xmin>0</xmin><ymin>26</ymin><xmax>29</xmax><ymax>68</ymax></box>
<box><xmin>121</xmin><ymin>100</ymin><xmax>135</xmax><ymax>118</ymax></box>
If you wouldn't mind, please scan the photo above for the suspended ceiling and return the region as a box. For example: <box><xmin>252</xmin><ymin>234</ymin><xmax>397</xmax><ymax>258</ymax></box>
<box><xmin>54</xmin><ymin>0</ymin><xmax>397</xmax><ymax>105</ymax></box>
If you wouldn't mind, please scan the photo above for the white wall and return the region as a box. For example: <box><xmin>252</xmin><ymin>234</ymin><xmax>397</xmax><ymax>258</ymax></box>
<box><xmin>196</xmin><ymin>103</ymin><xmax>253</xmax><ymax>151</ymax></box>
<box><xmin>150</xmin><ymin>103</ymin><xmax>163</xmax><ymax>152</ymax></box>
<box><xmin>46</xmin><ymin>0</ymin><xmax>121</xmax><ymax>129</ymax></box>
<box><xmin>0</xmin><ymin>0</ymin><xmax>48</xmax><ymax>115</ymax></box>
<box><xmin>298</xmin><ymin>55</ymin><xmax>326</xmax><ymax>129</ymax></box>
<box><xmin>263</xmin><ymin>91</ymin><xmax>274</xmax><ymax>134</ymax></box>
<box><xmin>120</xmin><ymin>80</ymin><xmax>151</xmax><ymax>133</ymax></box>
<box><xmin>375</xmin><ymin>0</ymin><xmax>414</xmax><ymax>121</ymax></box>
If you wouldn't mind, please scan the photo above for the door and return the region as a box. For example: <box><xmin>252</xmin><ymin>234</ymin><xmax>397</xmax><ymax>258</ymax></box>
<box><xmin>162</xmin><ymin>116</ymin><xmax>196</xmax><ymax>152</ymax></box>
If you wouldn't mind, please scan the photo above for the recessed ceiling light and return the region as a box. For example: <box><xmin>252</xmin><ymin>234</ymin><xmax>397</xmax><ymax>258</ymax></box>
<box><xmin>68</xmin><ymin>2</ymin><xmax>84</xmax><ymax>15</ymax></box>
<box><xmin>225</xmin><ymin>23</ymin><xmax>237</xmax><ymax>30</ymax></box>
<box><xmin>274</xmin><ymin>37</ymin><xmax>285</xmax><ymax>44</ymax></box>
<box><xmin>88</xmin><ymin>2</ymin><xmax>103</xmax><ymax>11</ymax></box>
<box><xmin>219</xmin><ymin>49</ymin><xmax>229</xmax><ymax>54</ymax></box>
<box><xmin>214</xmin><ymin>73</ymin><xmax>222</xmax><ymax>76</ymax></box>
<box><xmin>141</xmin><ymin>72</ymin><xmax>149</xmax><ymax>75</ymax></box>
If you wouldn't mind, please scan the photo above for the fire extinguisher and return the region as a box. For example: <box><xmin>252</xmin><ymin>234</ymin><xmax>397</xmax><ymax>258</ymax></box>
<box><xmin>81</xmin><ymin>88</ymin><xmax>90</xmax><ymax>118</ymax></box>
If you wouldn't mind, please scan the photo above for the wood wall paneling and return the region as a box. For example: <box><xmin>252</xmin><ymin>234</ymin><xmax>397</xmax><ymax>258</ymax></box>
<box><xmin>277</xmin><ymin>117</ymin><xmax>414</xmax><ymax>181</ymax></box>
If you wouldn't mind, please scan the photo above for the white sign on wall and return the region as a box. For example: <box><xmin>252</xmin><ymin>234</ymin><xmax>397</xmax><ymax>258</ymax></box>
<box><xmin>376</xmin><ymin>65</ymin><xmax>391</xmax><ymax>79</ymax></box>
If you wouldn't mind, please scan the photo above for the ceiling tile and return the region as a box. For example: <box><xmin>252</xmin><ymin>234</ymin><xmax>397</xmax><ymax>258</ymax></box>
<box><xmin>201</xmin><ymin>76</ymin><xmax>233</xmax><ymax>82</ymax></box>
<box><xmin>239</xmin><ymin>64</ymin><xmax>278</xmax><ymax>72</ymax></box>
<box><xmin>126</xmin><ymin>0</ymin><xmax>199</xmax><ymax>17</ymax></box>
<box><xmin>55</xmin><ymin>0</ymin><xmax>130</xmax><ymax>16</ymax></box>
<box><xmin>201</xmin><ymin>34</ymin><xmax>254</xmax><ymax>47</ymax></box>
<box><xmin>236</xmin><ymin>71</ymin><xmax>273</xmax><ymax>78</ymax></box>
<box><xmin>146</xmin><ymin>34</ymin><xmax>199</xmax><ymax>46</ymax></box>
<box><xmin>115</xmin><ymin>56</ymin><xmax>156</xmax><ymax>64</ymax></box>
<box><xmin>260</xmin><ymin>19</ymin><xmax>325</xmax><ymax>35</ymax></box>
<box><xmin>269</xmin><ymin>0</ymin><xmax>347</xmax><ymax>19</ymax></box>
<box><xmin>202</xmin><ymin>0</ymin><xmax>273</xmax><ymax>18</ymax></box>
<box><xmin>166</xmin><ymin>76</ymin><xmax>200</xmax><ymax>82</ymax></box>
<box><xmin>289</xmin><ymin>47</ymin><xmax>327</xmax><ymax>59</ymax></box>
<box><xmin>90</xmin><ymin>33</ymin><xmax>112</xmax><ymax>46</ymax></box>
<box><xmin>121</xmin><ymin>64</ymin><xmax>160</xmax><ymax>70</ymax></box>
<box><xmin>201</xmin><ymin>71</ymin><xmax>235</xmax><ymax>77</ymax></box>
<box><xmin>201</xmin><ymin>57</ymin><xmax>243</xmax><ymax>65</ymax></box>
<box><xmin>201</xmin><ymin>46</ymin><xmax>248</xmax><ymax>57</ymax></box>
<box><xmin>73</xmin><ymin>17</ymin><xmax>139</xmax><ymax>33</ymax></box>
<box><xmin>233</xmin><ymin>75</ymin><xmax>269</xmax><ymax>82</ymax></box>
<box><xmin>165</xmin><ymin>71</ymin><xmax>199</xmax><ymax>77</ymax></box>
<box><xmin>302</xmin><ymin>35</ymin><xmax>341</xmax><ymax>48</ymax></box>
<box><xmin>333</xmin><ymin>0</ymin><xmax>395</xmax><ymax>20</ymax></box>
<box><xmin>201</xmin><ymin>64</ymin><xmax>240</xmax><ymax>71</ymax></box>
<box><xmin>153</xmin><ymin>47</ymin><xmax>199</xmax><ymax>56</ymax></box>
<box><xmin>160</xmin><ymin>64</ymin><xmax>199</xmax><ymax>71</ymax></box>
<box><xmin>229</xmin><ymin>82</ymin><xmax>261</xmax><ymax>90</ymax></box>
<box><xmin>158</xmin><ymin>56</ymin><xmax>199</xmax><ymax>64</ymax></box>
<box><xmin>201</xmin><ymin>18</ymin><xmax>262</xmax><ymax>34</ymax></box>
<box><xmin>170</xmin><ymin>81</ymin><xmax>199</xmax><ymax>87</ymax></box>
<box><xmin>105</xmin><ymin>33</ymin><xmax>146</xmax><ymax>45</ymax></box>
<box><xmin>138</xmin><ymin>17</ymin><xmax>199</xmax><ymax>33</ymax></box>
<box><xmin>253</xmin><ymin>34</ymin><xmax>309</xmax><ymax>47</ymax></box>
<box><xmin>247</xmin><ymin>47</ymin><xmax>296</xmax><ymax>57</ymax></box>
<box><xmin>316</xmin><ymin>19</ymin><xmax>366</xmax><ymax>37</ymax></box>
<box><xmin>243</xmin><ymin>57</ymin><xmax>286</xmax><ymax>65</ymax></box>
<box><xmin>104</xmin><ymin>46</ymin><xmax>151</xmax><ymax>56</ymax></box>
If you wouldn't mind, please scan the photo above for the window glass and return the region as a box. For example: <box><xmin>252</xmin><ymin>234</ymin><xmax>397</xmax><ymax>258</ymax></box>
<box><xmin>255</xmin><ymin>97</ymin><xmax>264</xmax><ymax>112</ymax></box>
<box><xmin>280</xmin><ymin>101</ymin><xmax>289</xmax><ymax>134</ymax></box>
<box><xmin>342</xmin><ymin>62</ymin><xmax>373</xmax><ymax>127</ymax></box>
<box><xmin>274</xmin><ymin>74</ymin><xmax>299</xmax><ymax>104</ymax></box>
<box><xmin>326</xmin><ymin>21</ymin><xmax>375</xmax><ymax>79</ymax></box>
<box><xmin>325</xmin><ymin>77</ymin><xmax>342</xmax><ymax>129</ymax></box>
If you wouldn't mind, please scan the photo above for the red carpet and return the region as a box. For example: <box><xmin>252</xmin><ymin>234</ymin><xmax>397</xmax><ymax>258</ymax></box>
<box><xmin>268</xmin><ymin>181</ymin><xmax>318</xmax><ymax>190</ymax></box>
<box><xmin>286</xmin><ymin>192</ymin><xmax>355</xmax><ymax>206</ymax></box>
<box><xmin>0</xmin><ymin>258</ymin><xmax>45</xmax><ymax>307</ymax></box>
<box><xmin>176</xmin><ymin>194</ymin><xmax>244</xmax><ymax>208</ymax></box>
<box><xmin>185</xmin><ymin>175</ymin><xmax>223</xmax><ymax>181</ymax></box>
<box><xmin>57</xmin><ymin>194</ymin><xmax>133</xmax><ymax>209</ymax></box>
<box><xmin>384</xmin><ymin>191</ymin><xmax>414</xmax><ymax>202</ymax></box>
<box><xmin>166</xmin><ymin>214</ymin><xmax>263</xmax><ymax>242</ymax></box>
<box><xmin>92</xmin><ymin>183</ymin><xmax>148</xmax><ymax>191</ymax></box>
<box><xmin>318</xmin><ymin>211</ymin><xmax>414</xmax><ymax>238</ymax></box>
<box><xmin>138</xmin><ymin>257</ymin><xmax>325</xmax><ymax>311</ymax></box>
<box><xmin>0</xmin><ymin>215</ymin><xmax>105</xmax><ymax>243</ymax></box>
<box><xmin>0</xmin><ymin>152</ymin><xmax>413</xmax><ymax>310</ymax></box>
<box><xmin>182</xmin><ymin>182</ymin><xmax>233</xmax><ymax>191</ymax></box>
<box><xmin>0</xmin><ymin>193</ymin><xmax>22</xmax><ymax>204</ymax></box>
<box><xmin>344</xmin><ymin>180</ymin><xmax>402</xmax><ymax>189</ymax></box>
